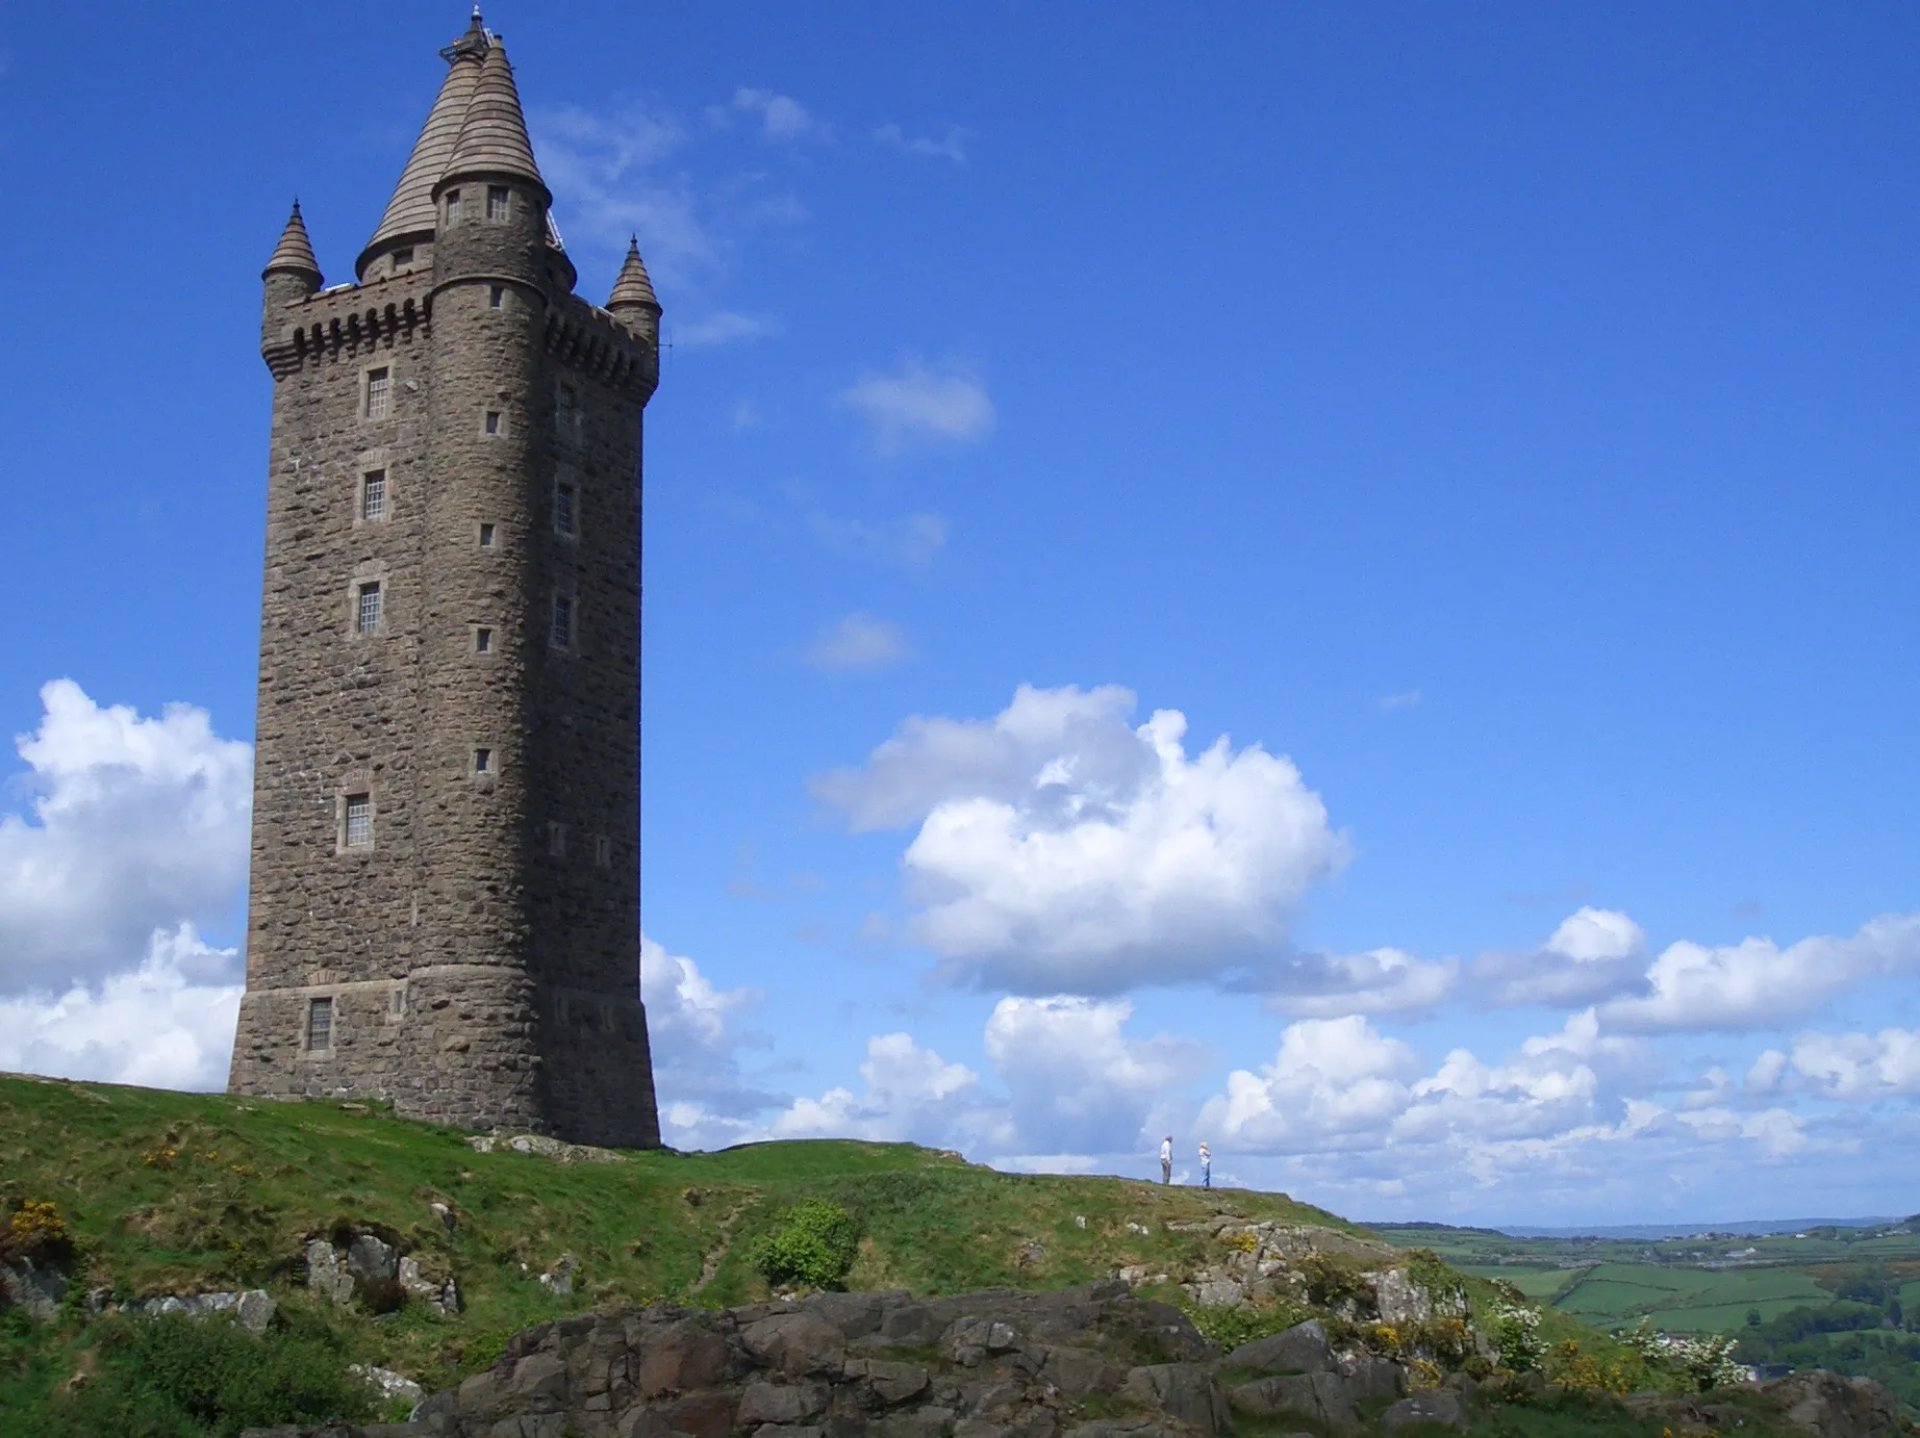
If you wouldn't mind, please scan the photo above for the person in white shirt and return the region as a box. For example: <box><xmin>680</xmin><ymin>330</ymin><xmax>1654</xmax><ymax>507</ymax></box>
<box><xmin>1160</xmin><ymin>1135</ymin><xmax>1173</xmax><ymax>1184</ymax></box>
<box><xmin>1198</xmin><ymin>1140</ymin><xmax>1212</xmax><ymax>1190</ymax></box>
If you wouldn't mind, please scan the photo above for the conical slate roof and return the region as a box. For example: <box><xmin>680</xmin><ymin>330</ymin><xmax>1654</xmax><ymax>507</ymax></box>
<box><xmin>356</xmin><ymin>21</ymin><xmax>487</xmax><ymax>275</ymax></box>
<box><xmin>608</xmin><ymin>237</ymin><xmax>660</xmax><ymax>312</ymax></box>
<box><xmin>442</xmin><ymin>39</ymin><xmax>544</xmax><ymax>189</ymax></box>
<box><xmin>264</xmin><ymin>201</ymin><xmax>321</xmax><ymax>280</ymax></box>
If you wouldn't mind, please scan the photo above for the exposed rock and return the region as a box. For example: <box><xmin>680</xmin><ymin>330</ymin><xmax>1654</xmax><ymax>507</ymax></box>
<box><xmin>539</xmin><ymin>1253</ymin><xmax>578</xmax><ymax>1296</ymax></box>
<box><xmin>1226</xmin><ymin>1320</ymin><xmax>1332</xmax><ymax>1374</ymax></box>
<box><xmin>1381</xmin><ymin>1389</ymin><xmax>1466</xmax><ymax>1432</ymax></box>
<box><xmin>346</xmin><ymin>1233</ymin><xmax>399</xmax><ymax>1283</ymax></box>
<box><xmin>1228</xmin><ymin>1371</ymin><xmax>1357</xmax><ymax>1429</ymax></box>
<box><xmin>1</xmin><ymin>1256</ymin><xmax>67</xmax><ymax>1322</ymax></box>
<box><xmin>119</xmin><ymin>1288</ymin><xmax>277</xmax><ymax>1333</ymax></box>
<box><xmin>1120</xmin><ymin>1363</ymin><xmax>1226</xmax><ymax>1431</ymax></box>
<box><xmin>1762</xmin><ymin>1370</ymin><xmax>1902</xmax><ymax>1438</ymax></box>
<box><xmin>306</xmin><ymin>1237</ymin><xmax>355</xmax><ymax>1306</ymax></box>
<box><xmin>350</xmin><ymin>1363</ymin><xmax>426</xmax><ymax>1408</ymax></box>
<box><xmin>467</xmin><ymin>1130</ymin><xmax>625</xmax><ymax>1163</ymax></box>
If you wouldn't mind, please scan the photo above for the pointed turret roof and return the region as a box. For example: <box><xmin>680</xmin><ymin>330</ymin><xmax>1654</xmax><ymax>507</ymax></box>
<box><xmin>356</xmin><ymin>14</ymin><xmax>488</xmax><ymax>277</ymax></box>
<box><xmin>608</xmin><ymin>237</ymin><xmax>660</xmax><ymax>313</ymax></box>
<box><xmin>264</xmin><ymin>201</ymin><xmax>321</xmax><ymax>280</ymax></box>
<box><xmin>442</xmin><ymin>38</ymin><xmax>544</xmax><ymax>191</ymax></box>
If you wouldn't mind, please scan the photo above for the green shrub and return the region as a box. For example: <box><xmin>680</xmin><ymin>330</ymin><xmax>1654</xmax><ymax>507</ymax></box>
<box><xmin>1184</xmin><ymin>1299</ymin><xmax>1312</xmax><ymax>1353</ymax></box>
<box><xmin>747</xmin><ymin>1198</ymin><xmax>861</xmax><ymax>1292</ymax></box>
<box><xmin>35</xmin><ymin>1313</ymin><xmax>372</xmax><ymax>1438</ymax></box>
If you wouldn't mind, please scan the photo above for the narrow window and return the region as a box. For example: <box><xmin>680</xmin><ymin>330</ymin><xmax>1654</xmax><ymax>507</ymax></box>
<box><xmin>474</xmin><ymin>627</ymin><xmax>492</xmax><ymax>654</ymax></box>
<box><xmin>551</xmin><ymin>594</ymin><xmax>574</xmax><ymax>649</ymax></box>
<box><xmin>478</xmin><ymin>523</ymin><xmax>496</xmax><ymax>548</ymax></box>
<box><xmin>361</xmin><ymin>470</ymin><xmax>387</xmax><ymax>521</ymax></box>
<box><xmin>365</xmin><ymin>367</ymin><xmax>391</xmax><ymax>420</ymax></box>
<box><xmin>474</xmin><ymin>747</ymin><xmax>492</xmax><ymax>774</ymax></box>
<box><xmin>594</xmin><ymin>835</ymin><xmax>612</xmax><ymax>869</ymax></box>
<box><xmin>489</xmin><ymin>284</ymin><xmax>504</xmax><ymax>308</ymax></box>
<box><xmin>392</xmin><ymin>246</ymin><xmax>414</xmax><ymax>266</ymax></box>
<box><xmin>485</xmin><ymin>410</ymin><xmax>501</xmax><ymax>435</ymax></box>
<box><xmin>487</xmin><ymin>185</ymin><xmax>510</xmax><ymax>220</ymax></box>
<box><xmin>308</xmin><ymin>997</ymin><xmax>333</xmax><ymax>1050</ymax></box>
<box><xmin>556</xmin><ymin>383</ymin><xmax>577</xmax><ymax>439</ymax></box>
<box><xmin>445</xmin><ymin>188</ymin><xmax>461</xmax><ymax>222</ymax></box>
<box><xmin>344</xmin><ymin>794</ymin><xmax>373</xmax><ymax>849</ymax></box>
<box><xmin>553</xmin><ymin>482</ymin><xmax>576</xmax><ymax>536</ymax></box>
<box><xmin>548</xmin><ymin>821</ymin><xmax>568</xmax><ymax>858</ymax></box>
<box><xmin>390</xmin><ymin>986</ymin><xmax>405</xmax><ymax>1015</ymax></box>
<box><xmin>356</xmin><ymin>581</ymin><xmax>382</xmax><ymax>635</ymax></box>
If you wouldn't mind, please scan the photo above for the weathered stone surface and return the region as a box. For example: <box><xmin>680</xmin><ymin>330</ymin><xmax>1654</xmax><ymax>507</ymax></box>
<box><xmin>1337</xmin><ymin>1353</ymin><xmax>1404</xmax><ymax>1404</ymax></box>
<box><xmin>0</xmin><ymin>1257</ymin><xmax>67</xmax><ymax>1322</ymax></box>
<box><xmin>1120</xmin><ymin>1363</ymin><xmax>1226</xmax><ymax>1432</ymax></box>
<box><xmin>1228</xmin><ymin>1371</ymin><xmax>1357</xmax><ymax>1429</ymax></box>
<box><xmin>305</xmin><ymin>1239</ymin><xmax>355</xmax><ymax>1306</ymax></box>
<box><xmin>744</xmin><ymin>1311</ymin><xmax>849</xmax><ymax>1376</ymax></box>
<box><xmin>738</xmin><ymin>1381</ymin><xmax>828</xmax><ymax>1425</ymax></box>
<box><xmin>347</xmin><ymin>1233</ymin><xmax>399</xmax><ymax>1282</ymax></box>
<box><xmin>1226</xmin><ymin>1320</ymin><xmax>1331</xmax><ymax>1374</ymax></box>
<box><xmin>1380</xmin><ymin>1389</ymin><xmax>1466</xmax><ymax>1432</ymax></box>
<box><xmin>1764</xmin><ymin>1370</ymin><xmax>1902</xmax><ymax>1438</ymax></box>
<box><xmin>227</xmin><ymin>16</ymin><xmax>664</xmax><ymax>1151</ymax></box>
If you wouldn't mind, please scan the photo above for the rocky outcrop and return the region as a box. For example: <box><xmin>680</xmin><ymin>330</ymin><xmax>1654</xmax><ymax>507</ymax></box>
<box><xmin>305</xmin><ymin>1231</ymin><xmax>460</xmax><ymax>1314</ymax></box>
<box><xmin>234</xmin><ymin>1281</ymin><xmax>1906</xmax><ymax>1438</ymax></box>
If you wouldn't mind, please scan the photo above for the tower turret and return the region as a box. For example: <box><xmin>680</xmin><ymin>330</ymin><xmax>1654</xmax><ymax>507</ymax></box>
<box><xmin>607</xmin><ymin>236</ymin><xmax>662</xmax><ymax>355</ymax></box>
<box><xmin>261</xmin><ymin>201</ymin><xmax>321</xmax><ymax>353</ymax></box>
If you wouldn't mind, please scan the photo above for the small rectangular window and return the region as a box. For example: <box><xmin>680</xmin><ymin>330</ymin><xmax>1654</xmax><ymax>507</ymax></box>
<box><xmin>475</xmin><ymin>627</ymin><xmax>492</xmax><ymax>654</ymax></box>
<box><xmin>547</xmin><ymin>821</ymin><xmax>568</xmax><ymax>858</ymax></box>
<box><xmin>365</xmin><ymin>367</ymin><xmax>391</xmax><ymax>420</ymax></box>
<box><xmin>551</xmin><ymin>594</ymin><xmax>574</xmax><ymax>649</ymax></box>
<box><xmin>474</xmin><ymin>747</ymin><xmax>492</xmax><ymax>774</ymax></box>
<box><xmin>361</xmin><ymin>470</ymin><xmax>387</xmax><ymax>521</ymax></box>
<box><xmin>489</xmin><ymin>284</ymin><xmax>504</xmax><ymax>308</ymax></box>
<box><xmin>344</xmin><ymin>794</ymin><xmax>372</xmax><ymax>849</ymax></box>
<box><xmin>487</xmin><ymin>185</ymin><xmax>510</xmax><ymax>220</ymax></box>
<box><xmin>478</xmin><ymin>523</ymin><xmax>496</xmax><ymax>548</ymax></box>
<box><xmin>356</xmin><ymin>581</ymin><xmax>382</xmax><ymax>635</ymax></box>
<box><xmin>594</xmin><ymin>835</ymin><xmax>612</xmax><ymax>869</ymax></box>
<box><xmin>553</xmin><ymin>482</ymin><xmax>576</xmax><ymax>536</ymax></box>
<box><xmin>392</xmin><ymin>246</ymin><xmax>414</xmax><ymax>265</ymax></box>
<box><xmin>390</xmin><ymin>986</ymin><xmax>405</xmax><ymax>1015</ymax></box>
<box><xmin>445</xmin><ymin>188</ymin><xmax>461</xmax><ymax>221</ymax></box>
<box><xmin>485</xmin><ymin>410</ymin><xmax>501</xmax><ymax>435</ymax></box>
<box><xmin>308</xmin><ymin>997</ymin><xmax>333</xmax><ymax>1050</ymax></box>
<box><xmin>556</xmin><ymin>383</ymin><xmax>577</xmax><ymax>439</ymax></box>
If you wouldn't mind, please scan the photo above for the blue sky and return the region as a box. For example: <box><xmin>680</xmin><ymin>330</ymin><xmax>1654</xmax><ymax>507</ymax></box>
<box><xmin>1</xmin><ymin>3</ymin><xmax>1917</xmax><ymax>1225</ymax></box>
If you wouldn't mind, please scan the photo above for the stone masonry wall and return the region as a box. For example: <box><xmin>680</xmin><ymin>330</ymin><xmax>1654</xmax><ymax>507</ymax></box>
<box><xmin>231</xmin><ymin>184</ymin><xmax>660</xmax><ymax>1147</ymax></box>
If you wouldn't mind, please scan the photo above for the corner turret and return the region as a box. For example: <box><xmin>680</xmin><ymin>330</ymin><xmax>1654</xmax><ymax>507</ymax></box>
<box><xmin>607</xmin><ymin>236</ymin><xmax>661</xmax><ymax>358</ymax></box>
<box><xmin>262</xmin><ymin>201</ymin><xmax>322</xmax><ymax>356</ymax></box>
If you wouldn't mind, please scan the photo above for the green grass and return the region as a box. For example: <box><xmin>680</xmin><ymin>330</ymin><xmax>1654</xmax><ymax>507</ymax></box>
<box><xmin>1551</xmin><ymin>1263</ymin><xmax>1827</xmax><ymax>1330</ymax></box>
<box><xmin>0</xmin><ymin>1071</ymin><xmax>1351</xmax><ymax>1425</ymax></box>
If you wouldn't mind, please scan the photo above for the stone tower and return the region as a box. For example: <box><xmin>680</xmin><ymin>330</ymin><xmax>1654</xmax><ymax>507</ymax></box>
<box><xmin>228</xmin><ymin>12</ymin><xmax>662</xmax><ymax>1148</ymax></box>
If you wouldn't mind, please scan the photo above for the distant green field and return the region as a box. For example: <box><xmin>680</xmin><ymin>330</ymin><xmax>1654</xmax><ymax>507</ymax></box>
<box><xmin>1554</xmin><ymin>1262</ymin><xmax>1827</xmax><ymax>1330</ymax></box>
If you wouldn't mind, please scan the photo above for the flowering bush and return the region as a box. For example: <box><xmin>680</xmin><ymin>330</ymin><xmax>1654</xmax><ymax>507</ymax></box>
<box><xmin>1621</xmin><ymin>1321</ymin><xmax>1750</xmax><ymax>1391</ymax></box>
<box><xmin>1485</xmin><ymin>1297</ymin><xmax>1546</xmax><ymax>1371</ymax></box>
<box><xmin>2</xmin><ymin>1200</ymin><xmax>74</xmax><ymax>1263</ymax></box>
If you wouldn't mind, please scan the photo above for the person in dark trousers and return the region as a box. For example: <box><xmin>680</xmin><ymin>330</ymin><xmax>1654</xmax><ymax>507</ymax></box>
<box><xmin>1198</xmin><ymin>1141</ymin><xmax>1212</xmax><ymax>1189</ymax></box>
<box><xmin>1160</xmin><ymin>1134</ymin><xmax>1173</xmax><ymax>1184</ymax></box>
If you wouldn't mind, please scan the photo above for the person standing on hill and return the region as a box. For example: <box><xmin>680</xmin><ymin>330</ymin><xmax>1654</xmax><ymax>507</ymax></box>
<box><xmin>1198</xmin><ymin>1140</ymin><xmax>1212</xmax><ymax>1190</ymax></box>
<box><xmin>1160</xmin><ymin>1135</ymin><xmax>1173</xmax><ymax>1184</ymax></box>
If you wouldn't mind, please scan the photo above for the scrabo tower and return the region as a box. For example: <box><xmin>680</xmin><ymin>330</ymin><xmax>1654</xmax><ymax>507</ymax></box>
<box><xmin>228</xmin><ymin>13</ymin><xmax>663</xmax><ymax>1148</ymax></box>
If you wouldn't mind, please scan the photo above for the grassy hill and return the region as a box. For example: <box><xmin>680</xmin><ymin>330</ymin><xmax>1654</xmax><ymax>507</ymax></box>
<box><xmin>0</xmin><ymin>1072</ymin><xmax>1871</xmax><ymax>1437</ymax></box>
<box><xmin>0</xmin><ymin>1070</ymin><xmax>1371</xmax><ymax>1430</ymax></box>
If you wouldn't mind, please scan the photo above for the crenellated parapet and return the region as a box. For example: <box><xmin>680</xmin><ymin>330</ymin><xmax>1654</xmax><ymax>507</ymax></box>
<box><xmin>546</xmin><ymin>296</ymin><xmax>658</xmax><ymax>401</ymax></box>
<box><xmin>263</xmin><ymin>277</ymin><xmax>434</xmax><ymax>379</ymax></box>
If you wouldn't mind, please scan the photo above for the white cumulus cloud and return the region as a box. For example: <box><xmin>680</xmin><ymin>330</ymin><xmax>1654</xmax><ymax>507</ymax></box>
<box><xmin>1473</xmin><ymin>907</ymin><xmax>1649</xmax><ymax>1008</ymax></box>
<box><xmin>1785</xmin><ymin>1028</ymin><xmax>1920</xmax><ymax>1100</ymax></box>
<box><xmin>0</xmin><ymin>924</ymin><xmax>242</xmax><ymax>1090</ymax></box>
<box><xmin>1199</xmin><ymin>1015</ymin><xmax>1419</xmax><ymax>1154</ymax></box>
<box><xmin>641</xmin><ymin>934</ymin><xmax>777</xmax><ymax>1149</ymax></box>
<box><xmin>1599</xmin><ymin>912</ymin><xmax>1920</xmax><ymax>1032</ymax></box>
<box><xmin>770</xmin><ymin>1032</ymin><xmax>979</xmax><ymax>1144</ymax></box>
<box><xmin>813</xmin><ymin>684</ymin><xmax>1348</xmax><ymax>993</ymax></box>
<box><xmin>982</xmin><ymin>995</ymin><xmax>1211</xmax><ymax>1155</ymax></box>
<box><xmin>803</xmin><ymin>613</ymin><xmax>911</xmax><ymax>673</ymax></box>
<box><xmin>1</xmin><ymin>679</ymin><xmax>252</xmax><ymax>994</ymax></box>
<box><xmin>840</xmin><ymin>360</ymin><xmax>995</xmax><ymax>456</ymax></box>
